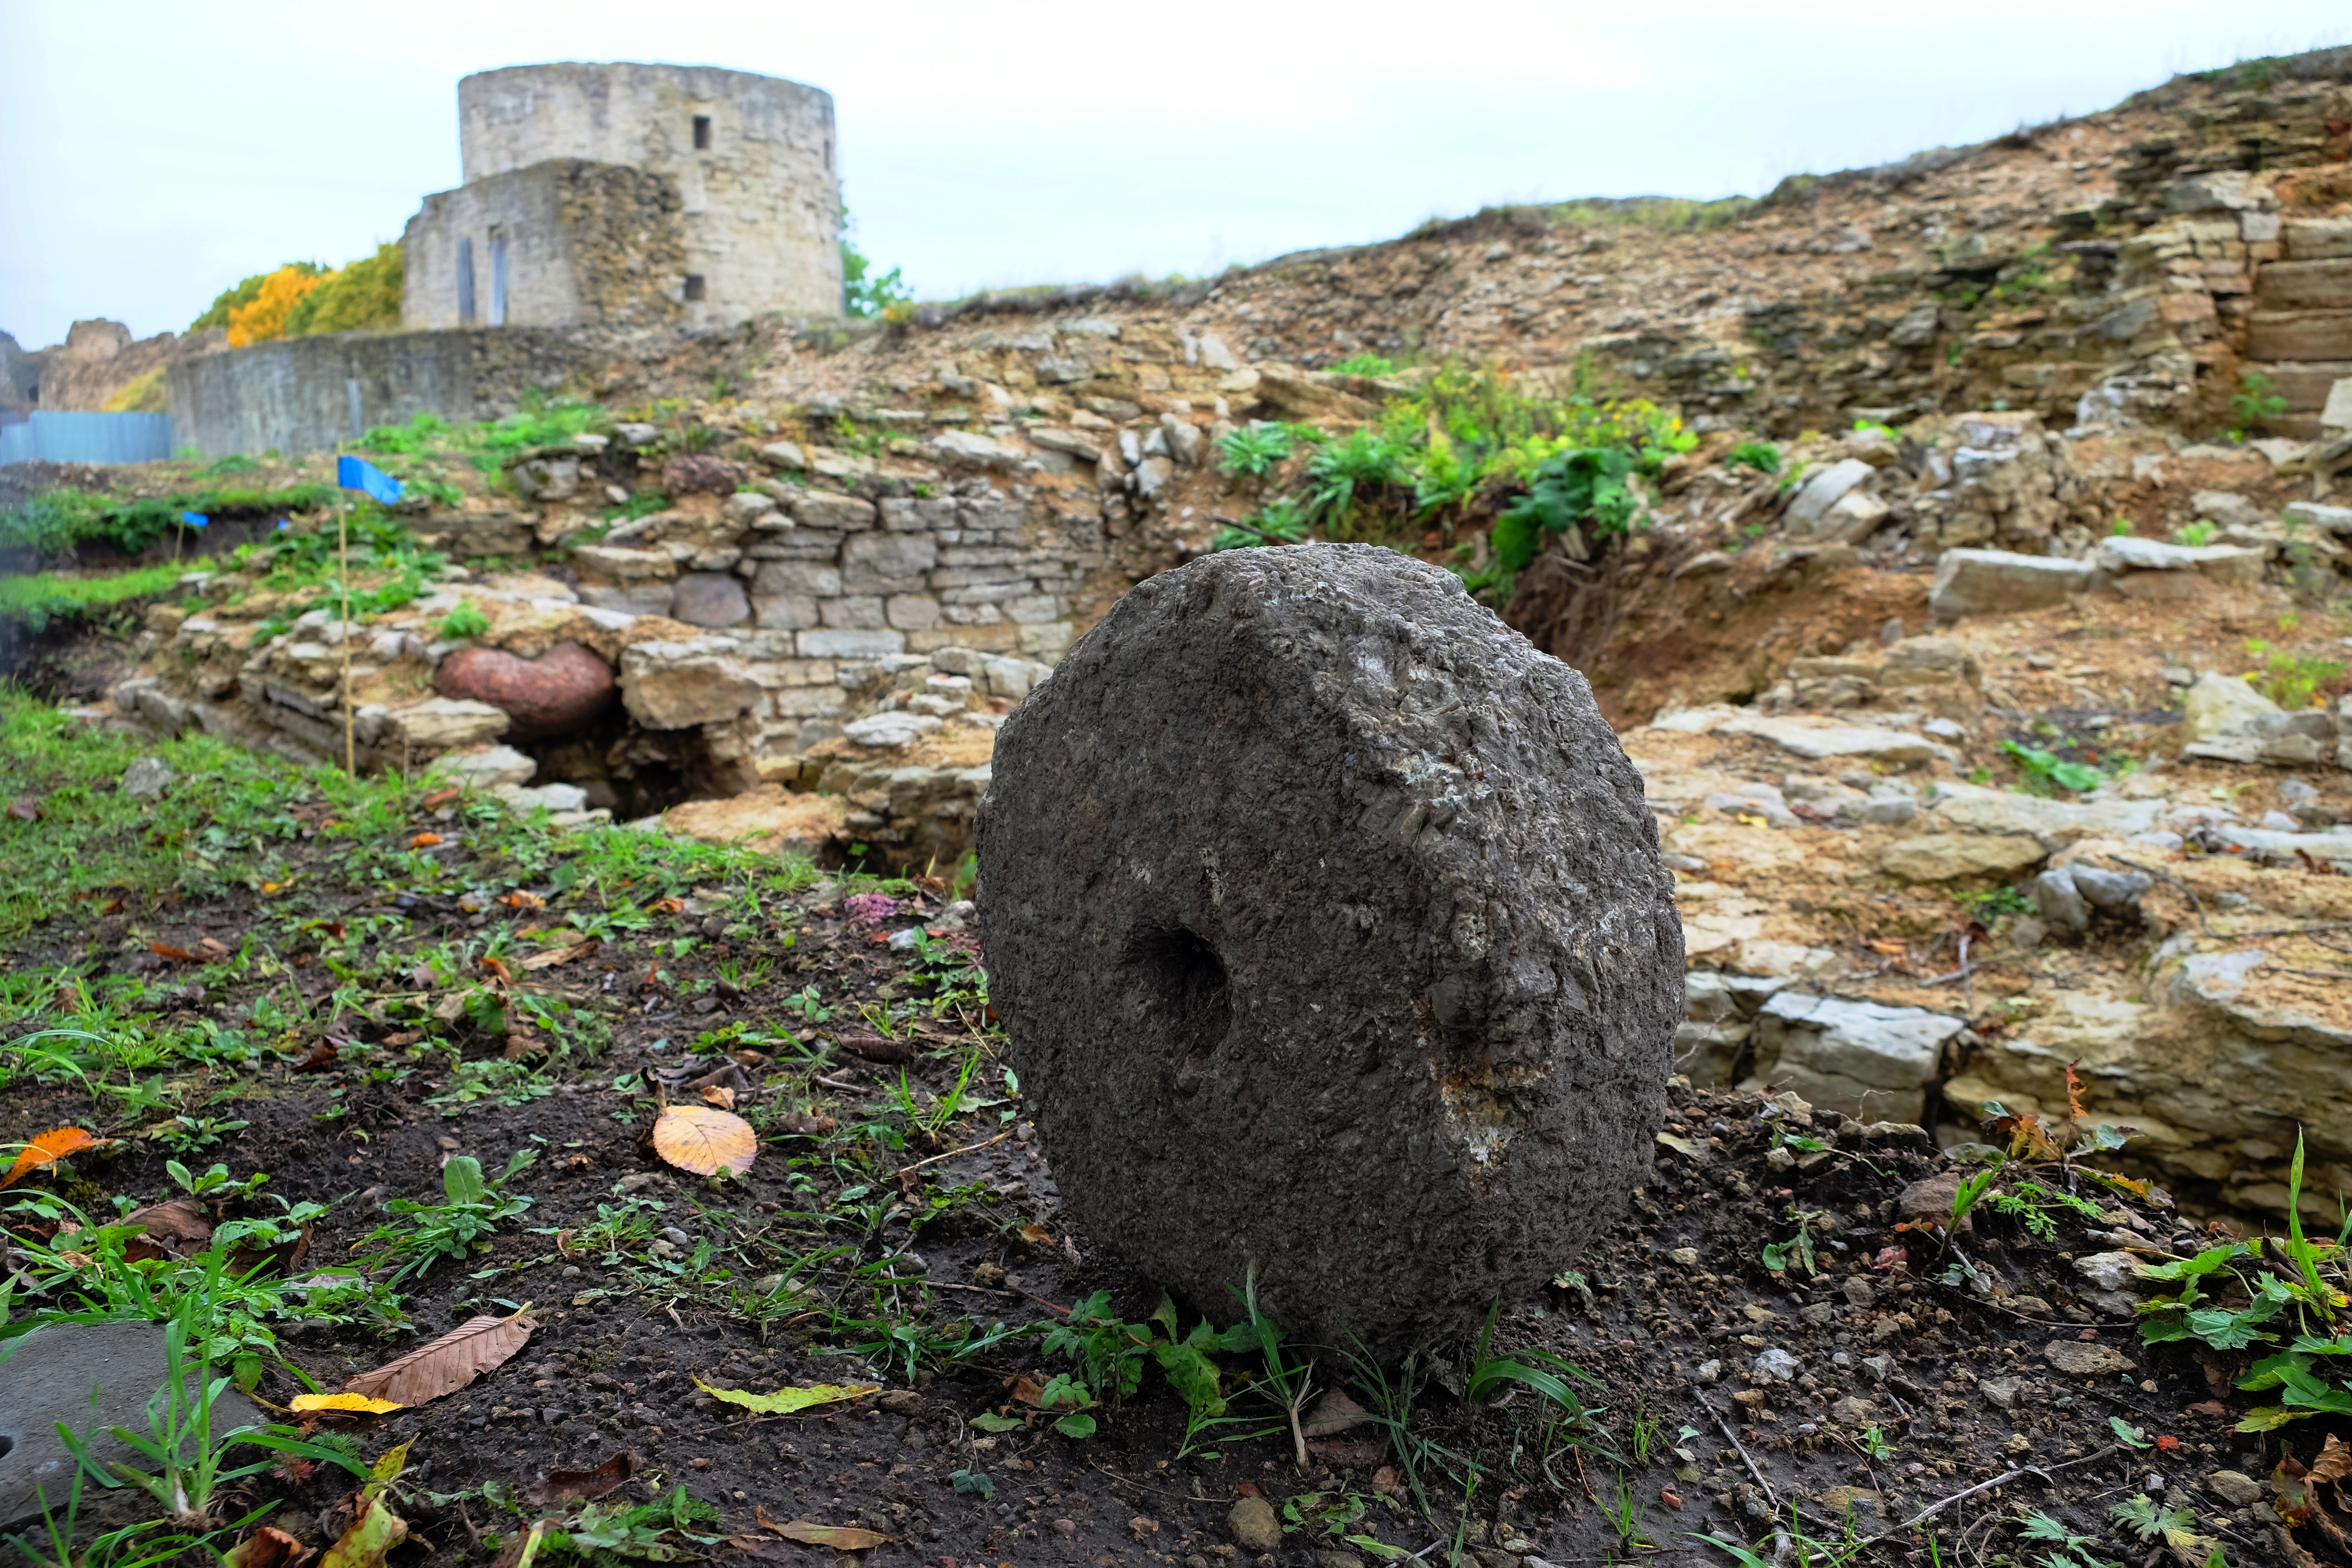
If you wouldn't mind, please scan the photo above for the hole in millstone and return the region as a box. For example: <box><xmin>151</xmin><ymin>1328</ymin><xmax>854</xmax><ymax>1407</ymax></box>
<box><xmin>0</xmin><ymin>1432</ymin><xmax>13</xmax><ymax>1460</ymax></box>
<box><xmin>1123</xmin><ymin>926</ymin><xmax>1231</xmax><ymax>1070</ymax></box>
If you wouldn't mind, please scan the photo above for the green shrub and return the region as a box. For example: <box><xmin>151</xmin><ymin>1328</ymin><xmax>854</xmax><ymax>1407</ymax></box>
<box><xmin>1491</xmin><ymin>446</ymin><xmax>1638</xmax><ymax>571</ymax></box>
<box><xmin>1329</xmin><ymin>354</ymin><xmax>1396</xmax><ymax>377</ymax></box>
<box><xmin>439</xmin><ymin>601</ymin><xmax>490</xmax><ymax>640</ymax></box>
<box><xmin>283</xmin><ymin>242</ymin><xmax>403</xmax><ymax>336</ymax></box>
<box><xmin>1727</xmin><ymin>440</ymin><xmax>1780</xmax><ymax>474</ymax></box>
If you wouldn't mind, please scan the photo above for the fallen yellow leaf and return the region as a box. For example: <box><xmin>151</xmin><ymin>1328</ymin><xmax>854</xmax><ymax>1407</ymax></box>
<box><xmin>292</xmin><ymin>1392</ymin><xmax>404</xmax><ymax>1415</ymax></box>
<box><xmin>652</xmin><ymin>1104</ymin><xmax>758</xmax><ymax>1176</ymax></box>
<box><xmin>694</xmin><ymin>1377</ymin><xmax>877</xmax><ymax>1415</ymax></box>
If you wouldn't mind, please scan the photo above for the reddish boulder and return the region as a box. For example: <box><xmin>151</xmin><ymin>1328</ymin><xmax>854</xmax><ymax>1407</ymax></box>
<box><xmin>433</xmin><ymin>640</ymin><xmax>617</xmax><ymax>741</ymax></box>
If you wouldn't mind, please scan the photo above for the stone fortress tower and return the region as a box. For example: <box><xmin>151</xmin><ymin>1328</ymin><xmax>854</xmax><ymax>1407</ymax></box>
<box><xmin>401</xmin><ymin>62</ymin><xmax>843</xmax><ymax>333</ymax></box>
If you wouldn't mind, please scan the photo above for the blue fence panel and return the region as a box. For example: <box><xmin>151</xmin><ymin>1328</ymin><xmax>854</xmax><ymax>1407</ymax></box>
<box><xmin>0</xmin><ymin>411</ymin><xmax>176</xmax><ymax>466</ymax></box>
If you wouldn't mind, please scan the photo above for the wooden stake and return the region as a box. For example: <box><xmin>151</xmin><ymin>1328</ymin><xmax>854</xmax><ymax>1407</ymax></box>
<box><xmin>340</xmin><ymin>491</ymin><xmax>355</xmax><ymax>776</ymax></box>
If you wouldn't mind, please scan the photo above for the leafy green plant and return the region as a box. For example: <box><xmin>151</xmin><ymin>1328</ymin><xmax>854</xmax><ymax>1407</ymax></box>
<box><xmin>2243</xmin><ymin>639</ymin><xmax>2343</xmax><ymax>710</ymax></box>
<box><xmin>1211</xmin><ymin>497</ymin><xmax>1309</xmax><ymax>551</ymax></box>
<box><xmin>1304</xmin><ymin>429</ymin><xmax>1409</xmax><ymax>537</ymax></box>
<box><xmin>439</xmin><ymin>600</ymin><xmax>491</xmax><ymax>640</ymax></box>
<box><xmin>1329</xmin><ymin>354</ymin><xmax>1397</xmax><ymax>377</ymax></box>
<box><xmin>2001</xmin><ymin>738</ymin><xmax>2102</xmax><ymax>795</ymax></box>
<box><xmin>1491</xmin><ymin>444</ymin><xmax>1638</xmax><ymax>570</ymax></box>
<box><xmin>1726</xmin><ymin>440</ymin><xmax>1780</xmax><ymax>474</ymax></box>
<box><xmin>2230</xmin><ymin>371</ymin><xmax>2290</xmax><ymax>431</ymax></box>
<box><xmin>2173</xmin><ymin>521</ymin><xmax>2217</xmax><ymax>547</ymax></box>
<box><xmin>359</xmin><ymin>1149</ymin><xmax>537</xmax><ymax>1285</ymax></box>
<box><xmin>2108</xmin><ymin>1494</ymin><xmax>2209</xmax><ymax>1555</ymax></box>
<box><xmin>2014</xmin><ymin>1510</ymin><xmax>2117</xmax><ymax>1568</ymax></box>
<box><xmin>1217</xmin><ymin>423</ymin><xmax>1296</xmax><ymax>477</ymax></box>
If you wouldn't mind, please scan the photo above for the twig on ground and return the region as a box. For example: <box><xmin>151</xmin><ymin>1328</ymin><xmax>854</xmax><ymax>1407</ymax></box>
<box><xmin>1882</xmin><ymin>1463</ymin><xmax>2056</xmax><ymax>1538</ymax></box>
<box><xmin>812</xmin><ymin>1073</ymin><xmax>870</xmax><ymax>1094</ymax></box>
<box><xmin>1697</xmin><ymin>1390</ymin><xmax>1776</xmax><ymax>1511</ymax></box>
<box><xmin>896</xmin><ymin>1131</ymin><xmax>1011</xmax><ymax>1174</ymax></box>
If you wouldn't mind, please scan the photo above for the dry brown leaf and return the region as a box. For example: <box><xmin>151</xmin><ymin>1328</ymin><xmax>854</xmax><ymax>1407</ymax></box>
<box><xmin>2</xmin><ymin>1127</ymin><xmax>98</xmax><ymax>1189</ymax></box>
<box><xmin>520</xmin><ymin>938</ymin><xmax>600</xmax><ymax>971</ymax></box>
<box><xmin>1301</xmin><ymin>1388</ymin><xmax>1371</xmax><ymax>1438</ymax></box>
<box><xmin>2314</xmin><ymin>1434</ymin><xmax>2352</xmax><ymax>1485</ymax></box>
<box><xmin>836</xmin><ymin>1032</ymin><xmax>915</xmax><ymax>1064</ymax></box>
<box><xmin>757</xmin><ymin>1509</ymin><xmax>889</xmax><ymax>1552</ymax></box>
<box><xmin>651</xmin><ymin>1105</ymin><xmax>758</xmax><ymax>1176</ymax></box>
<box><xmin>224</xmin><ymin>1526</ymin><xmax>310</xmax><ymax>1568</ymax></box>
<box><xmin>290</xmin><ymin>1041</ymin><xmax>340</xmax><ymax>1073</ymax></box>
<box><xmin>779</xmin><ymin>1112</ymin><xmax>836</xmax><ymax>1137</ymax></box>
<box><xmin>524</xmin><ymin>1450</ymin><xmax>639</xmax><ymax>1507</ymax></box>
<box><xmin>342</xmin><ymin>1307</ymin><xmax>536</xmax><ymax>1406</ymax></box>
<box><xmin>148</xmin><ymin>941</ymin><xmax>198</xmax><ymax>963</ymax></box>
<box><xmin>700</xmin><ymin>1085</ymin><xmax>737</xmax><ymax>1110</ymax></box>
<box><xmin>121</xmin><ymin>1196</ymin><xmax>212</xmax><ymax>1261</ymax></box>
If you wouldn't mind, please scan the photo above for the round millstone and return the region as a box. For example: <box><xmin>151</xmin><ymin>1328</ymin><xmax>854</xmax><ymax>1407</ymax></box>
<box><xmin>977</xmin><ymin>544</ymin><xmax>1681</xmax><ymax>1352</ymax></box>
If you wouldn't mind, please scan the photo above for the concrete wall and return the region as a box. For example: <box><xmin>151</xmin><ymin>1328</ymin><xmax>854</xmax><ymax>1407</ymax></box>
<box><xmin>452</xmin><ymin>62</ymin><xmax>842</xmax><ymax>327</ymax></box>
<box><xmin>166</xmin><ymin>329</ymin><xmax>600</xmax><ymax>460</ymax></box>
<box><xmin>402</xmin><ymin>160</ymin><xmax>686</xmax><ymax>332</ymax></box>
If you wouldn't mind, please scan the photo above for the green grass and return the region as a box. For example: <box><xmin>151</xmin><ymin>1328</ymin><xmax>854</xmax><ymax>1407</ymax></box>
<box><xmin>1</xmin><ymin>484</ymin><xmax>338</xmax><ymax>558</ymax></box>
<box><xmin>0</xmin><ymin>564</ymin><xmax>187</xmax><ymax>634</ymax></box>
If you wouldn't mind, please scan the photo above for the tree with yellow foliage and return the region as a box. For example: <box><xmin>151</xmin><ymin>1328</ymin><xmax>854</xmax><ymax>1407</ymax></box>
<box><xmin>226</xmin><ymin>266</ymin><xmax>327</xmax><ymax>347</ymax></box>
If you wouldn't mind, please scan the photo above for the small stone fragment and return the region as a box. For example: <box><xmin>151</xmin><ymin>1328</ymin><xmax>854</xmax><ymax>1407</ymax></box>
<box><xmin>1228</xmin><ymin>1496</ymin><xmax>1282</xmax><ymax>1554</ymax></box>
<box><xmin>2206</xmin><ymin>1470</ymin><xmax>2264</xmax><ymax>1506</ymax></box>
<box><xmin>122</xmin><ymin>756</ymin><xmax>174</xmax><ymax>799</ymax></box>
<box><xmin>1842</xmin><ymin>1278</ymin><xmax>1875</xmax><ymax>1309</ymax></box>
<box><xmin>1979</xmin><ymin>1378</ymin><xmax>2021</xmax><ymax>1409</ymax></box>
<box><xmin>1753</xmin><ymin>1347</ymin><xmax>1802</xmax><ymax>1382</ymax></box>
<box><xmin>2044</xmin><ymin>1339</ymin><xmax>2134</xmax><ymax>1377</ymax></box>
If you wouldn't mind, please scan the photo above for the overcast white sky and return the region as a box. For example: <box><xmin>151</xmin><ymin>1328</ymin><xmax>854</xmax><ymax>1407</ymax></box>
<box><xmin>3</xmin><ymin>2</ymin><xmax>2348</xmax><ymax>348</ymax></box>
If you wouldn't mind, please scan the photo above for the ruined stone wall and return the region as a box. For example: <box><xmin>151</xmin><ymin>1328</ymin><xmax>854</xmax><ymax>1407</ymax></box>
<box><xmin>164</xmin><ymin>328</ymin><xmax>604</xmax><ymax>459</ymax></box>
<box><xmin>454</xmin><ymin>62</ymin><xmax>842</xmax><ymax>328</ymax></box>
<box><xmin>402</xmin><ymin>161</ymin><xmax>687</xmax><ymax>333</ymax></box>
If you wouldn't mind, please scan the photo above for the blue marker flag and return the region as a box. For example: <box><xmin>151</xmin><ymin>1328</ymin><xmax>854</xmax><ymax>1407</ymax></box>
<box><xmin>180</xmin><ymin>511</ymin><xmax>208</xmax><ymax>529</ymax></box>
<box><xmin>336</xmin><ymin>455</ymin><xmax>404</xmax><ymax>506</ymax></box>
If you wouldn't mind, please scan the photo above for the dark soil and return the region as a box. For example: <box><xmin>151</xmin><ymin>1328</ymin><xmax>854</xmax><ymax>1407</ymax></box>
<box><xmin>0</xmin><ymin>774</ymin><xmax>2325</xmax><ymax>1568</ymax></box>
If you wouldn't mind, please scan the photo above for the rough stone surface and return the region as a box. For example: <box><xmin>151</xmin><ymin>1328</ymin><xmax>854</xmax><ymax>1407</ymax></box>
<box><xmin>0</xmin><ymin>1321</ymin><xmax>262</xmax><ymax>1532</ymax></box>
<box><xmin>121</xmin><ymin>756</ymin><xmax>173</xmax><ymax>800</ymax></box>
<box><xmin>1877</xmin><ymin>833</ymin><xmax>2049</xmax><ymax>882</ymax></box>
<box><xmin>386</xmin><ymin>697</ymin><xmax>511</xmax><ymax>750</ymax></box>
<box><xmin>1751</xmin><ymin>993</ymin><xmax>1967</xmax><ymax>1122</ymax></box>
<box><xmin>433</xmin><ymin>640</ymin><xmax>618</xmax><ymax>741</ymax></box>
<box><xmin>669</xmin><ymin>572</ymin><xmax>753</xmax><ymax>629</ymax></box>
<box><xmin>1228</xmin><ymin>1497</ymin><xmax>1282</xmax><ymax>1554</ymax></box>
<box><xmin>2043</xmin><ymin>1339</ymin><xmax>2134</xmax><ymax>1376</ymax></box>
<box><xmin>977</xmin><ymin>544</ymin><xmax>1681</xmax><ymax>1352</ymax></box>
<box><xmin>1928</xmin><ymin>548</ymin><xmax>2090</xmax><ymax>618</ymax></box>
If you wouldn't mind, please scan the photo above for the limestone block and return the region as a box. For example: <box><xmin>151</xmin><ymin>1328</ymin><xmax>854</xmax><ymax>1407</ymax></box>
<box><xmin>1752</xmin><ymin>993</ymin><xmax>1967</xmax><ymax>1123</ymax></box>
<box><xmin>618</xmin><ymin>638</ymin><xmax>764</xmax><ymax>730</ymax></box>
<box><xmin>386</xmin><ymin>698</ymin><xmax>511</xmax><ymax>750</ymax></box>
<box><xmin>1928</xmin><ymin>549</ymin><xmax>2090</xmax><ymax>618</ymax></box>
<box><xmin>1784</xmin><ymin>459</ymin><xmax>1875</xmax><ymax>535</ymax></box>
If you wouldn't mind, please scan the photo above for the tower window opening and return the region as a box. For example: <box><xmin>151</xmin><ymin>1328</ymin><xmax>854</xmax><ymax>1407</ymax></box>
<box><xmin>692</xmin><ymin>115</ymin><xmax>711</xmax><ymax>151</ymax></box>
<box><xmin>683</xmin><ymin>274</ymin><xmax>707</xmax><ymax>302</ymax></box>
